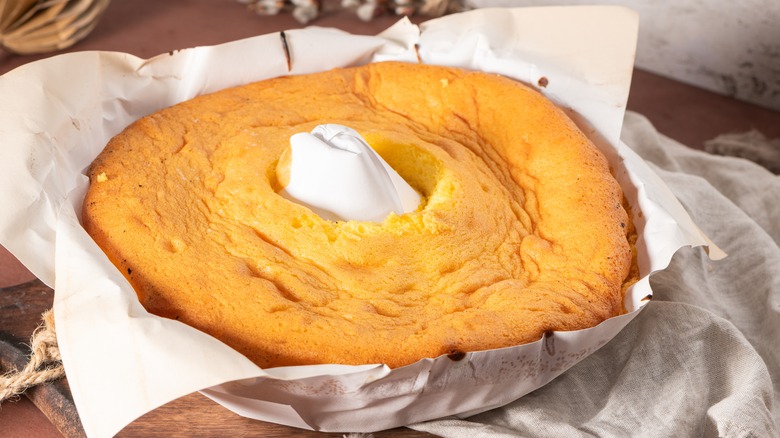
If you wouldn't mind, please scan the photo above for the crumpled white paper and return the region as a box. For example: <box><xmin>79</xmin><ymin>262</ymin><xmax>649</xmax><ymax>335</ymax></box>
<box><xmin>0</xmin><ymin>6</ymin><xmax>725</xmax><ymax>438</ymax></box>
<box><xmin>280</xmin><ymin>124</ymin><xmax>421</xmax><ymax>222</ymax></box>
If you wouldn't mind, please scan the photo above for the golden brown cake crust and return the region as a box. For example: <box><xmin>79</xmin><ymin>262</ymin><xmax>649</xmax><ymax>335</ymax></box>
<box><xmin>82</xmin><ymin>62</ymin><xmax>634</xmax><ymax>369</ymax></box>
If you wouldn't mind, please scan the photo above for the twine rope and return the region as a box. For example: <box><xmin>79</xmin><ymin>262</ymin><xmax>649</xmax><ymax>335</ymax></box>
<box><xmin>0</xmin><ymin>310</ymin><xmax>65</xmax><ymax>403</ymax></box>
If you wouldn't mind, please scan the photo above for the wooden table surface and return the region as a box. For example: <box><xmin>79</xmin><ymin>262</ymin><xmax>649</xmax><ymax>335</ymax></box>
<box><xmin>1</xmin><ymin>1</ymin><xmax>779</xmax><ymax>437</ymax></box>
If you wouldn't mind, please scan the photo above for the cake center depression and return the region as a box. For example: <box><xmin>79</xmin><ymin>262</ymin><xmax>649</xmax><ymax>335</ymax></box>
<box><xmin>276</xmin><ymin>123</ymin><xmax>421</xmax><ymax>222</ymax></box>
<box><xmin>82</xmin><ymin>62</ymin><xmax>637</xmax><ymax>369</ymax></box>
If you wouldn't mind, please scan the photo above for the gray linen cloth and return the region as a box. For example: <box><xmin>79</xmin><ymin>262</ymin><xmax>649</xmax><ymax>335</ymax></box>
<box><xmin>409</xmin><ymin>111</ymin><xmax>780</xmax><ymax>437</ymax></box>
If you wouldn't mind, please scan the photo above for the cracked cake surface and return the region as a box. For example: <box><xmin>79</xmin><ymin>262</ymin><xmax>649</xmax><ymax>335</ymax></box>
<box><xmin>82</xmin><ymin>62</ymin><xmax>636</xmax><ymax>368</ymax></box>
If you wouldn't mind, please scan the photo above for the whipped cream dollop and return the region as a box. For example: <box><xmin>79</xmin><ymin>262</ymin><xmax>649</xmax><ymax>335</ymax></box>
<box><xmin>276</xmin><ymin>124</ymin><xmax>421</xmax><ymax>222</ymax></box>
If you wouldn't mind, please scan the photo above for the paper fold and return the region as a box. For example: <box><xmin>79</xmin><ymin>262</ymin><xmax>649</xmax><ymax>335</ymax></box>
<box><xmin>280</xmin><ymin>124</ymin><xmax>421</xmax><ymax>222</ymax></box>
<box><xmin>0</xmin><ymin>6</ymin><xmax>723</xmax><ymax>437</ymax></box>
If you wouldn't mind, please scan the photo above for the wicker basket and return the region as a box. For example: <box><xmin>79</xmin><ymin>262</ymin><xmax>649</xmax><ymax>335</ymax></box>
<box><xmin>0</xmin><ymin>0</ymin><xmax>110</xmax><ymax>54</ymax></box>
